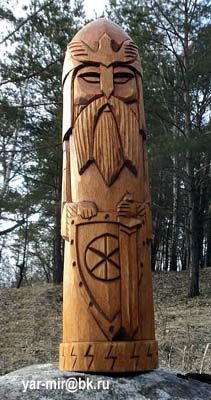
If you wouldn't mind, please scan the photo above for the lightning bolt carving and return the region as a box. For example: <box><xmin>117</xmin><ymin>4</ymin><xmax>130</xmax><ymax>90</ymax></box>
<box><xmin>85</xmin><ymin>344</ymin><xmax>94</xmax><ymax>369</ymax></box>
<box><xmin>130</xmin><ymin>343</ymin><xmax>140</xmax><ymax>369</ymax></box>
<box><xmin>105</xmin><ymin>345</ymin><xmax>117</xmax><ymax>370</ymax></box>
<box><xmin>70</xmin><ymin>346</ymin><xmax>77</xmax><ymax>369</ymax></box>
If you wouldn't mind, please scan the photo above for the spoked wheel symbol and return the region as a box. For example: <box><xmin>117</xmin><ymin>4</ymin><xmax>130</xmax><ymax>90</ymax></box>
<box><xmin>85</xmin><ymin>234</ymin><xmax>120</xmax><ymax>281</ymax></box>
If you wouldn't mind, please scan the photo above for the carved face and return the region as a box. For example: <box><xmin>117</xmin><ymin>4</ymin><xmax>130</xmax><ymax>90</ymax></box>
<box><xmin>63</xmin><ymin>19</ymin><xmax>144</xmax><ymax>186</ymax></box>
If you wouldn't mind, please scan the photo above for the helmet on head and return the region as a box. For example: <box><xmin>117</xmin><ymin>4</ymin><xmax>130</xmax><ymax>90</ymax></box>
<box><xmin>63</xmin><ymin>18</ymin><xmax>142</xmax><ymax>83</ymax></box>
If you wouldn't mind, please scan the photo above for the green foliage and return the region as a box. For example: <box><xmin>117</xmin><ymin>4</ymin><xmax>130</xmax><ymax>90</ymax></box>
<box><xmin>1</xmin><ymin>0</ymin><xmax>211</xmax><ymax>289</ymax></box>
<box><xmin>0</xmin><ymin>0</ymin><xmax>85</xmax><ymax>284</ymax></box>
<box><xmin>107</xmin><ymin>0</ymin><xmax>211</xmax><ymax>281</ymax></box>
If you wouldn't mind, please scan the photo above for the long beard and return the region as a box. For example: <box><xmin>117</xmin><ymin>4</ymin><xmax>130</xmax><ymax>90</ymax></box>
<box><xmin>73</xmin><ymin>97</ymin><xmax>140</xmax><ymax>186</ymax></box>
<box><xmin>93</xmin><ymin>107</ymin><xmax>124</xmax><ymax>185</ymax></box>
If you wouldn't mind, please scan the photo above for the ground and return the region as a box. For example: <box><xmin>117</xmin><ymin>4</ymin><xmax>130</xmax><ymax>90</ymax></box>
<box><xmin>0</xmin><ymin>268</ymin><xmax>211</xmax><ymax>376</ymax></box>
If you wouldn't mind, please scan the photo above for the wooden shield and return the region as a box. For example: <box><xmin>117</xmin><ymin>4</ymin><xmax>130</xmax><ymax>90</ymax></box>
<box><xmin>74</xmin><ymin>212</ymin><xmax>140</xmax><ymax>340</ymax></box>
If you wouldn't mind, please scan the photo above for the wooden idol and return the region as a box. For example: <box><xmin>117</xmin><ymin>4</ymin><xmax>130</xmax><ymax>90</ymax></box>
<box><xmin>59</xmin><ymin>18</ymin><xmax>158</xmax><ymax>372</ymax></box>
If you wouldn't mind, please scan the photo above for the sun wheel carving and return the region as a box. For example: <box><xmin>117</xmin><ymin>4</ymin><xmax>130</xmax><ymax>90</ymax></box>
<box><xmin>85</xmin><ymin>234</ymin><xmax>120</xmax><ymax>281</ymax></box>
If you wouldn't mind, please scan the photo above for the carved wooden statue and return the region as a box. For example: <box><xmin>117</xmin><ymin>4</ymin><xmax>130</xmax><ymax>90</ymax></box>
<box><xmin>59</xmin><ymin>18</ymin><xmax>158</xmax><ymax>372</ymax></box>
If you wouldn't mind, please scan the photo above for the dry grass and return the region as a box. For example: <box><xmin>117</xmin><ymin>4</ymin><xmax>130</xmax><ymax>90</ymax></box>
<box><xmin>0</xmin><ymin>284</ymin><xmax>62</xmax><ymax>375</ymax></box>
<box><xmin>0</xmin><ymin>268</ymin><xmax>211</xmax><ymax>375</ymax></box>
<box><xmin>154</xmin><ymin>268</ymin><xmax>211</xmax><ymax>373</ymax></box>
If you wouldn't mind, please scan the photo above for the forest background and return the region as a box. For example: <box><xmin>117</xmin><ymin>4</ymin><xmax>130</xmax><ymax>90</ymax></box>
<box><xmin>0</xmin><ymin>0</ymin><xmax>211</xmax><ymax>298</ymax></box>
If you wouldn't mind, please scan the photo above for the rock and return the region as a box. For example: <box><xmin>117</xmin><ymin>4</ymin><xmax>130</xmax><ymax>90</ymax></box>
<box><xmin>0</xmin><ymin>364</ymin><xmax>211</xmax><ymax>400</ymax></box>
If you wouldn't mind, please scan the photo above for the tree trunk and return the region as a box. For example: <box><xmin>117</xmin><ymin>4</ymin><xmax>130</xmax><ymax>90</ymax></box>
<box><xmin>206</xmin><ymin>219</ymin><xmax>211</xmax><ymax>267</ymax></box>
<box><xmin>170</xmin><ymin>159</ymin><xmax>180</xmax><ymax>271</ymax></box>
<box><xmin>17</xmin><ymin>217</ymin><xmax>28</xmax><ymax>288</ymax></box>
<box><xmin>188</xmin><ymin>181</ymin><xmax>200</xmax><ymax>297</ymax></box>
<box><xmin>53</xmin><ymin>204</ymin><xmax>63</xmax><ymax>284</ymax></box>
<box><xmin>164</xmin><ymin>219</ymin><xmax>170</xmax><ymax>271</ymax></box>
<box><xmin>151</xmin><ymin>212</ymin><xmax>161</xmax><ymax>271</ymax></box>
<box><xmin>183</xmin><ymin>1</ymin><xmax>200</xmax><ymax>297</ymax></box>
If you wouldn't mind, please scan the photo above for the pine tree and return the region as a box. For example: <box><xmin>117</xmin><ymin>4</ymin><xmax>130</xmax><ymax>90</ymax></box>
<box><xmin>107</xmin><ymin>0</ymin><xmax>211</xmax><ymax>296</ymax></box>
<box><xmin>0</xmin><ymin>0</ymin><xmax>86</xmax><ymax>285</ymax></box>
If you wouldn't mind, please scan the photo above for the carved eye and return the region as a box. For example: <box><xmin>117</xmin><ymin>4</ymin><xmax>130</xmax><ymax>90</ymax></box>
<box><xmin>79</xmin><ymin>72</ymin><xmax>100</xmax><ymax>83</ymax></box>
<box><xmin>114</xmin><ymin>72</ymin><xmax>134</xmax><ymax>84</ymax></box>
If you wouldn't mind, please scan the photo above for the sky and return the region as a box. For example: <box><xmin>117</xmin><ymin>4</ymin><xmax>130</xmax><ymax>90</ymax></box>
<box><xmin>0</xmin><ymin>0</ymin><xmax>109</xmax><ymax>282</ymax></box>
<box><xmin>0</xmin><ymin>0</ymin><xmax>108</xmax><ymax>57</ymax></box>
<box><xmin>84</xmin><ymin>0</ymin><xmax>108</xmax><ymax>18</ymax></box>
<box><xmin>9</xmin><ymin>0</ymin><xmax>108</xmax><ymax>19</ymax></box>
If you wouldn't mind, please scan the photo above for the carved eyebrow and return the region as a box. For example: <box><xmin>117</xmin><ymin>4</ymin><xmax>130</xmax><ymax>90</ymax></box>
<box><xmin>113</xmin><ymin>66</ymin><xmax>135</xmax><ymax>75</ymax></box>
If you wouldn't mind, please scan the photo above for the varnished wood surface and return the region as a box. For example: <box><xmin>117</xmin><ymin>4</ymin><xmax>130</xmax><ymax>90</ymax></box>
<box><xmin>60</xmin><ymin>18</ymin><xmax>158</xmax><ymax>372</ymax></box>
<box><xmin>60</xmin><ymin>341</ymin><xmax>158</xmax><ymax>372</ymax></box>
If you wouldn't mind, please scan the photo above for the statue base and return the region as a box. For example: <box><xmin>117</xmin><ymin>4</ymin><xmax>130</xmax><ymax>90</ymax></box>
<box><xmin>59</xmin><ymin>340</ymin><xmax>158</xmax><ymax>372</ymax></box>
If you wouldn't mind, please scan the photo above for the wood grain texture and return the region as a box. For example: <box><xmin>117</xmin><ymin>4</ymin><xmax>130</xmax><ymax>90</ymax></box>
<box><xmin>60</xmin><ymin>18</ymin><xmax>158</xmax><ymax>372</ymax></box>
<box><xmin>60</xmin><ymin>341</ymin><xmax>158</xmax><ymax>372</ymax></box>
<box><xmin>67</xmin><ymin>33</ymin><xmax>139</xmax><ymax>66</ymax></box>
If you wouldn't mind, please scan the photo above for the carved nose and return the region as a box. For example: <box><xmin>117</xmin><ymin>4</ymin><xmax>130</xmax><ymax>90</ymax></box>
<box><xmin>100</xmin><ymin>65</ymin><xmax>113</xmax><ymax>99</ymax></box>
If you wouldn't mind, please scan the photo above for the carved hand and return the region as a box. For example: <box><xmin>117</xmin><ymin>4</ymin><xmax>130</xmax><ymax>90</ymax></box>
<box><xmin>61</xmin><ymin>201</ymin><xmax>98</xmax><ymax>240</ymax></box>
<box><xmin>76</xmin><ymin>201</ymin><xmax>98</xmax><ymax>219</ymax></box>
<box><xmin>117</xmin><ymin>200</ymin><xmax>138</xmax><ymax>217</ymax></box>
<box><xmin>64</xmin><ymin>201</ymin><xmax>98</xmax><ymax>219</ymax></box>
<box><xmin>117</xmin><ymin>192</ymin><xmax>146</xmax><ymax>218</ymax></box>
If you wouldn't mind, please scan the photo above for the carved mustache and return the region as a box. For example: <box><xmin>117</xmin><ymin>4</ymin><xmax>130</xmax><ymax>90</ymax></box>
<box><xmin>74</xmin><ymin>96</ymin><xmax>138</xmax><ymax>130</ymax></box>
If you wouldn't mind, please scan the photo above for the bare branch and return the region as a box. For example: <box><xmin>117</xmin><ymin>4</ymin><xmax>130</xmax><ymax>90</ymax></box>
<box><xmin>0</xmin><ymin>0</ymin><xmax>54</xmax><ymax>45</ymax></box>
<box><xmin>0</xmin><ymin>219</ymin><xmax>25</xmax><ymax>236</ymax></box>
